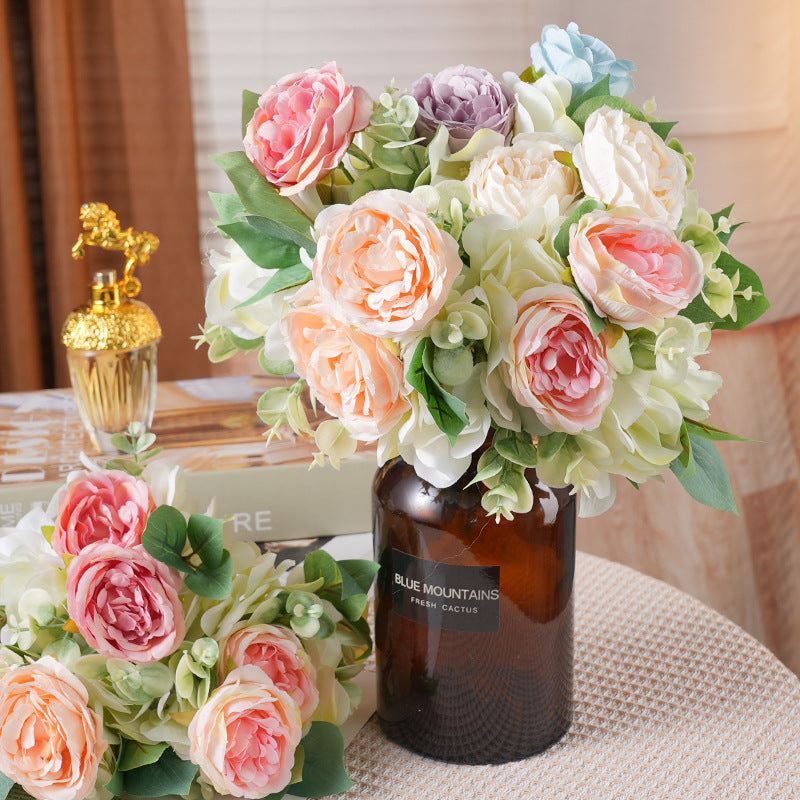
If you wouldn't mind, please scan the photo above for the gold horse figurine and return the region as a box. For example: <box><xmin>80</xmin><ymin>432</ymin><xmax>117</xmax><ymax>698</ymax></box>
<box><xmin>71</xmin><ymin>202</ymin><xmax>159</xmax><ymax>298</ymax></box>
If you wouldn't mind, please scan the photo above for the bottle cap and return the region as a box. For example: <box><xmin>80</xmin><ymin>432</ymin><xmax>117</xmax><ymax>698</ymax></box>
<box><xmin>61</xmin><ymin>203</ymin><xmax>162</xmax><ymax>352</ymax></box>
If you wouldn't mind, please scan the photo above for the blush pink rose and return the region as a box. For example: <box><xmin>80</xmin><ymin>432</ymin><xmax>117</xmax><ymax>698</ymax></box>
<box><xmin>507</xmin><ymin>285</ymin><xmax>612</xmax><ymax>433</ymax></box>
<box><xmin>219</xmin><ymin>624</ymin><xmax>319</xmax><ymax>723</ymax></box>
<box><xmin>244</xmin><ymin>62</ymin><xmax>372</xmax><ymax>196</ymax></box>
<box><xmin>312</xmin><ymin>189</ymin><xmax>463</xmax><ymax>336</ymax></box>
<box><xmin>189</xmin><ymin>665</ymin><xmax>303</xmax><ymax>799</ymax></box>
<box><xmin>52</xmin><ymin>468</ymin><xmax>155</xmax><ymax>556</ymax></box>
<box><xmin>66</xmin><ymin>543</ymin><xmax>185</xmax><ymax>663</ymax></box>
<box><xmin>282</xmin><ymin>293</ymin><xmax>409</xmax><ymax>441</ymax></box>
<box><xmin>0</xmin><ymin>656</ymin><xmax>106</xmax><ymax>800</ymax></box>
<box><xmin>568</xmin><ymin>208</ymin><xmax>704</xmax><ymax>329</ymax></box>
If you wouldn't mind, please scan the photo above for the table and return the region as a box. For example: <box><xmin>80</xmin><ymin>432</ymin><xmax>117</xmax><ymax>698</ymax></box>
<box><xmin>338</xmin><ymin>551</ymin><xmax>800</xmax><ymax>799</ymax></box>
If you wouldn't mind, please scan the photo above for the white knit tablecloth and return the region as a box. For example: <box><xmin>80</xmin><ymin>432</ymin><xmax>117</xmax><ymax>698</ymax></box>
<box><xmin>338</xmin><ymin>551</ymin><xmax>800</xmax><ymax>800</ymax></box>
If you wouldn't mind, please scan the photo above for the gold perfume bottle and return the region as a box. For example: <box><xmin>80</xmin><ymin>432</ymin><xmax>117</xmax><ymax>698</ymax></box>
<box><xmin>62</xmin><ymin>203</ymin><xmax>162</xmax><ymax>452</ymax></box>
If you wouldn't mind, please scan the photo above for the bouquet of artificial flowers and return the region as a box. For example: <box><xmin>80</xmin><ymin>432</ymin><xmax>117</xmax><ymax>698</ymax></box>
<box><xmin>0</xmin><ymin>429</ymin><xmax>375</xmax><ymax>800</ymax></box>
<box><xmin>198</xmin><ymin>22</ymin><xmax>768</xmax><ymax>519</ymax></box>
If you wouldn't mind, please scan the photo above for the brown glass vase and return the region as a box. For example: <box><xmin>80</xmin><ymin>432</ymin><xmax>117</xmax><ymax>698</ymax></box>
<box><xmin>372</xmin><ymin>452</ymin><xmax>575</xmax><ymax>764</ymax></box>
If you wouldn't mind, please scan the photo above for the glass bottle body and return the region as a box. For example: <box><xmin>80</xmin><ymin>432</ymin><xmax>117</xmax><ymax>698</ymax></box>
<box><xmin>372</xmin><ymin>454</ymin><xmax>575</xmax><ymax>764</ymax></box>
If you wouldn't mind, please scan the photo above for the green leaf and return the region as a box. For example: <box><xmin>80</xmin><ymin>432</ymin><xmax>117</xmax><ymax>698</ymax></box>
<box><xmin>241</xmin><ymin>88</ymin><xmax>261</xmax><ymax>138</ymax></box>
<box><xmin>341</xmin><ymin>614</ymin><xmax>373</xmax><ymax>656</ymax></box>
<box><xmin>117</xmin><ymin>739</ymin><xmax>168</xmax><ymax>771</ymax></box>
<box><xmin>104</xmin><ymin>766</ymin><xmax>125</xmax><ymax>797</ymax></box>
<box><xmin>553</xmin><ymin>197</ymin><xmax>602</xmax><ymax>258</ymax></box>
<box><xmin>187</xmin><ymin>514</ymin><xmax>225</xmax><ymax>567</ymax></box>
<box><xmin>210</xmin><ymin>151</ymin><xmax>316</xmax><ymax>254</ymax></box>
<box><xmin>406</xmin><ymin>339</ymin><xmax>468</xmax><ymax>445</ymax></box>
<box><xmin>303</xmin><ymin>550</ymin><xmax>340</xmax><ymax>587</ymax></box>
<box><xmin>337</xmin><ymin>559</ymin><xmax>379</xmax><ymax>596</ymax></box>
<box><xmin>493</xmin><ymin>430</ymin><xmax>538</xmax><ymax>468</ymax></box>
<box><xmin>290</xmin><ymin>722</ymin><xmax>352</xmax><ymax>797</ymax></box>
<box><xmin>710</xmin><ymin>204</ymin><xmax>742</xmax><ymax>246</ymax></box>
<box><xmin>538</xmin><ymin>432</ymin><xmax>568</xmax><ymax>460</ymax></box>
<box><xmin>0</xmin><ymin>772</ymin><xmax>13</xmax><ymax>800</ymax></box>
<box><xmin>217</xmin><ymin>219</ymin><xmax>302</xmax><ymax>271</ymax></box>
<box><xmin>337</xmin><ymin>592</ymin><xmax>368</xmax><ymax>621</ymax></box>
<box><xmin>141</xmin><ymin>505</ymin><xmax>189</xmax><ymax>572</ymax></box>
<box><xmin>209</xmin><ymin>191</ymin><xmax>245</xmax><ymax>224</ymax></box>
<box><xmin>110</xmin><ymin>432</ymin><xmax>136</xmax><ymax>454</ymax></box>
<box><xmin>566</xmin><ymin>74</ymin><xmax>612</xmax><ymax>116</ymax></box>
<box><xmin>681</xmin><ymin>251</ymin><xmax>769</xmax><ymax>330</ymax></box>
<box><xmin>670</xmin><ymin>434</ymin><xmax>737</xmax><ymax>513</ymax></box>
<box><xmin>570</xmin><ymin>92</ymin><xmax>676</xmax><ymax>141</ymax></box>
<box><xmin>257</xmin><ymin>263</ymin><xmax>312</xmax><ymax>297</ymax></box>
<box><xmin>184</xmin><ymin>550</ymin><xmax>234</xmax><ymax>599</ymax></box>
<box><xmin>684</xmin><ymin>419</ymin><xmax>750</xmax><ymax>443</ymax></box>
<box><xmin>103</xmin><ymin>457</ymin><xmax>144</xmax><ymax>476</ymax></box>
<box><xmin>122</xmin><ymin>747</ymin><xmax>198</xmax><ymax>797</ymax></box>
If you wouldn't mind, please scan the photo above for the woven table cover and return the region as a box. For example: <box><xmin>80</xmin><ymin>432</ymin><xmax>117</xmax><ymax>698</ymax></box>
<box><xmin>337</xmin><ymin>552</ymin><xmax>800</xmax><ymax>800</ymax></box>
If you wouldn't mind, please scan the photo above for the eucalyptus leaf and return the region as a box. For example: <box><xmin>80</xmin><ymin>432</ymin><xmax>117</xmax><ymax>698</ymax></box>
<box><xmin>303</xmin><ymin>550</ymin><xmax>340</xmax><ymax>587</ymax></box>
<box><xmin>670</xmin><ymin>434</ymin><xmax>737</xmax><ymax>513</ymax></box>
<box><xmin>122</xmin><ymin>747</ymin><xmax>198</xmax><ymax>797</ymax></box>
<box><xmin>184</xmin><ymin>550</ymin><xmax>234</xmax><ymax>599</ymax></box>
<box><xmin>187</xmin><ymin>514</ymin><xmax>225</xmax><ymax>568</ymax></box>
<box><xmin>290</xmin><ymin>722</ymin><xmax>352</xmax><ymax>797</ymax></box>
<box><xmin>494</xmin><ymin>431</ymin><xmax>538</xmax><ymax>468</ymax></box>
<box><xmin>142</xmin><ymin>505</ymin><xmax>189</xmax><ymax>573</ymax></box>
<box><xmin>109</xmin><ymin>432</ymin><xmax>136</xmax><ymax>454</ymax></box>
<box><xmin>537</xmin><ymin>432</ymin><xmax>568</xmax><ymax>461</ymax></box>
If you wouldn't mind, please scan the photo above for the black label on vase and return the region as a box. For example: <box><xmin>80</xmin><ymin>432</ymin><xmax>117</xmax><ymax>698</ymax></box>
<box><xmin>391</xmin><ymin>549</ymin><xmax>500</xmax><ymax>632</ymax></box>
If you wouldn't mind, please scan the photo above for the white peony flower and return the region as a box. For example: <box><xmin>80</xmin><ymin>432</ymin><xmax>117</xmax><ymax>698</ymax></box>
<box><xmin>464</xmin><ymin>132</ymin><xmax>581</xmax><ymax>221</ymax></box>
<box><xmin>574</xmin><ymin>107</ymin><xmax>687</xmax><ymax>228</ymax></box>
<box><xmin>204</xmin><ymin>240</ymin><xmax>288</xmax><ymax>340</ymax></box>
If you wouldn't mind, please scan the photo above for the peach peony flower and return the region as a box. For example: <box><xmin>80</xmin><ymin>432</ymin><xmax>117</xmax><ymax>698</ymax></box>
<box><xmin>51</xmin><ymin>468</ymin><xmax>155</xmax><ymax>556</ymax></box>
<box><xmin>188</xmin><ymin>665</ymin><xmax>303</xmax><ymax>799</ymax></box>
<box><xmin>506</xmin><ymin>284</ymin><xmax>613</xmax><ymax>433</ymax></box>
<box><xmin>573</xmin><ymin>107</ymin><xmax>687</xmax><ymax>228</ymax></box>
<box><xmin>282</xmin><ymin>294</ymin><xmax>409</xmax><ymax>441</ymax></box>
<box><xmin>0</xmin><ymin>656</ymin><xmax>106</xmax><ymax>800</ymax></box>
<box><xmin>312</xmin><ymin>189</ymin><xmax>462</xmax><ymax>336</ymax></box>
<box><xmin>244</xmin><ymin>62</ymin><xmax>372</xmax><ymax>196</ymax></box>
<box><xmin>66</xmin><ymin>543</ymin><xmax>185</xmax><ymax>663</ymax></box>
<box><xmin>219</xmin><ymin>624</ymin><xmax>319</xmax><ymax>723</ymax></box>
<box><xmin>568</xmin><ymin>208</ymin><xmax>704</xmax><ymax>329</ymax></box>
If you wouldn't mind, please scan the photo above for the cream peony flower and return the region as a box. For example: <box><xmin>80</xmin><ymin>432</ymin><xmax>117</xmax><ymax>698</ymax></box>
<box><xmin>464</xmin><ymin>132</ymin><xmax>581</xmax><ymax>221</ymax></box>
<box><xmin>574</xmin><ymin>107</ymin><xmax>687</xmax><ymax>228</ymax></box>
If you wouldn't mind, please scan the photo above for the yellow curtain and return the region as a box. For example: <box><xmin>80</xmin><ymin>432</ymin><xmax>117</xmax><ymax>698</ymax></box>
<box><xmin>0</xmin><ymin>0</ymin><xmax>209</xmax><ymax>391</ymax></box>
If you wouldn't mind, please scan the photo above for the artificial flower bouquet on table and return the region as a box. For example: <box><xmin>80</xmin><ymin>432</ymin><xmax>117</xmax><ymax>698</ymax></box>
<box><xmin>0</xmin><ymin>428</ymin><xmax>377</xmax><ymax>800</ymax></box>
<box><xmin>197</xmin><ymin>22</ymin><xmax>768</xmax><ymax>519</ymax></box>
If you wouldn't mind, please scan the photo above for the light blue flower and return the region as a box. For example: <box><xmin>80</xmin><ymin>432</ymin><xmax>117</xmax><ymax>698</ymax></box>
<box><xmin>531</xmin><ymin>22</ymin><xmax>635</xmax><ymax>97</ymax></box>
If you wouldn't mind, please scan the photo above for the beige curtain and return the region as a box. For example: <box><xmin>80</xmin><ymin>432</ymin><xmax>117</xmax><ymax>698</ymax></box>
<box><xmin>0</xmin><ymin>0</ymin><xmax>210</xmax><ymax>391</ymax></box>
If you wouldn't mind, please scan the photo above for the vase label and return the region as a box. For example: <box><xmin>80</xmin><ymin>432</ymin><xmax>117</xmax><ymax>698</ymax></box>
<box><xmin>390</xmin><ymin>549</ymin><xmax>500</xmax><ymax>632</ymax></box>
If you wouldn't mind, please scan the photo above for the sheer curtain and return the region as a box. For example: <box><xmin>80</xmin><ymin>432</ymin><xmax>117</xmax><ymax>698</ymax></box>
<box><xmin>0</xmin><ymin>0</ymin><xmax>210</xmax><ymax>392</ymax></box>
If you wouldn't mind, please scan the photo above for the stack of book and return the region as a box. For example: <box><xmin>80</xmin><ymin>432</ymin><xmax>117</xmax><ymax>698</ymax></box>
<box><xmin>0</xmin><ymin>375</ymin><xmax>376</xmax><ymax>542</ymax></box>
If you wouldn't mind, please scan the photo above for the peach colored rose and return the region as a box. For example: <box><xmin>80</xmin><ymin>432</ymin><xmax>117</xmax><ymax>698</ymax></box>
<box><xmin>219</xmin><ymin>624</ymin><xmax>319</xmax><ymax>723</ymax></box>
<box><xmin>312</xmin><ymin>189</ymin><xmax>462</xmax><ymax>336</ymax></box>
<box><xmin>507</xmin><ymin>284</ymin><xmax>612</xmax><ymax>433</ymax></box>
<box><xmin>52</xmin><ymin>468</ymin><xmax>155</xmax><ymax>556</ymax></box>
<box><xmin>282</xmin><ymin>294</ymin><xmax>409</xmax><ymax>441</ymax></box>
<box><xmin>244</xmin><ymin>62</ymin><xmax>372</xmax><ymax>196</ymax></box>
<box><xmin>66</xmin><ymin>543</ymin><xmax>185</xmax><ymax>663</ymax></box>
<box><xmin>0</xmin><ymin>656</ymin><xmax>106</xmax><ymax>800</ymax></box>
<box><xmin>189</xmin><ymin>665</ymin><xmax>303</xmax><ymax>799</ymax></box>
<box><xmin>568</xmin><ymin>208</ymin><xmax>704</xmax><ymax>329</ymax></box>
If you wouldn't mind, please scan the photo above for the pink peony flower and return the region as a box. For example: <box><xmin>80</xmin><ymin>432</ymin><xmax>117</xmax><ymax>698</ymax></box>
<box><xmin>507</xmin><ymin>284</ymin><xmax>613</xmax><ymax>433</ymax></box>
<box><xmin>244</xmin><ymin>62</ymin><xmax>372</xmax><ymax>196</ymax></box>
<box><xmin>66</xmin><ymin>543</ymin><xmax>185</xmax><ymax>663</ymax></box>
<box><xmin>188</xmin><ymin>665</ymin><xmax>303</xmax><ymax>799</ymax></box>
<box><xmin>281</xmin><ymin>291</ymin><xmax>409</xmax><ymax>442</ymax></box>
<box><xmin>568</xmin><ymin>208</ymin><xmax>704</xmax><ymax>329</ymax></box>
<box><xmin>312</xmin><ymin>189</ymin><xmax>463</xmax><ymax>337</ymax></box>
<box><xmin>0</xmin><ymin>656</ymin><xmax>107</xmax><ymax>800</ymax></box>
<box><xmin>219</xmin><ymin>623</ymin><xmax>319</xmax><ymax>722</ymax></box>
<box><xmin>52</xmin><ymin>468</ymin><xmax>155</xmax><ymax>556</ymax></box>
